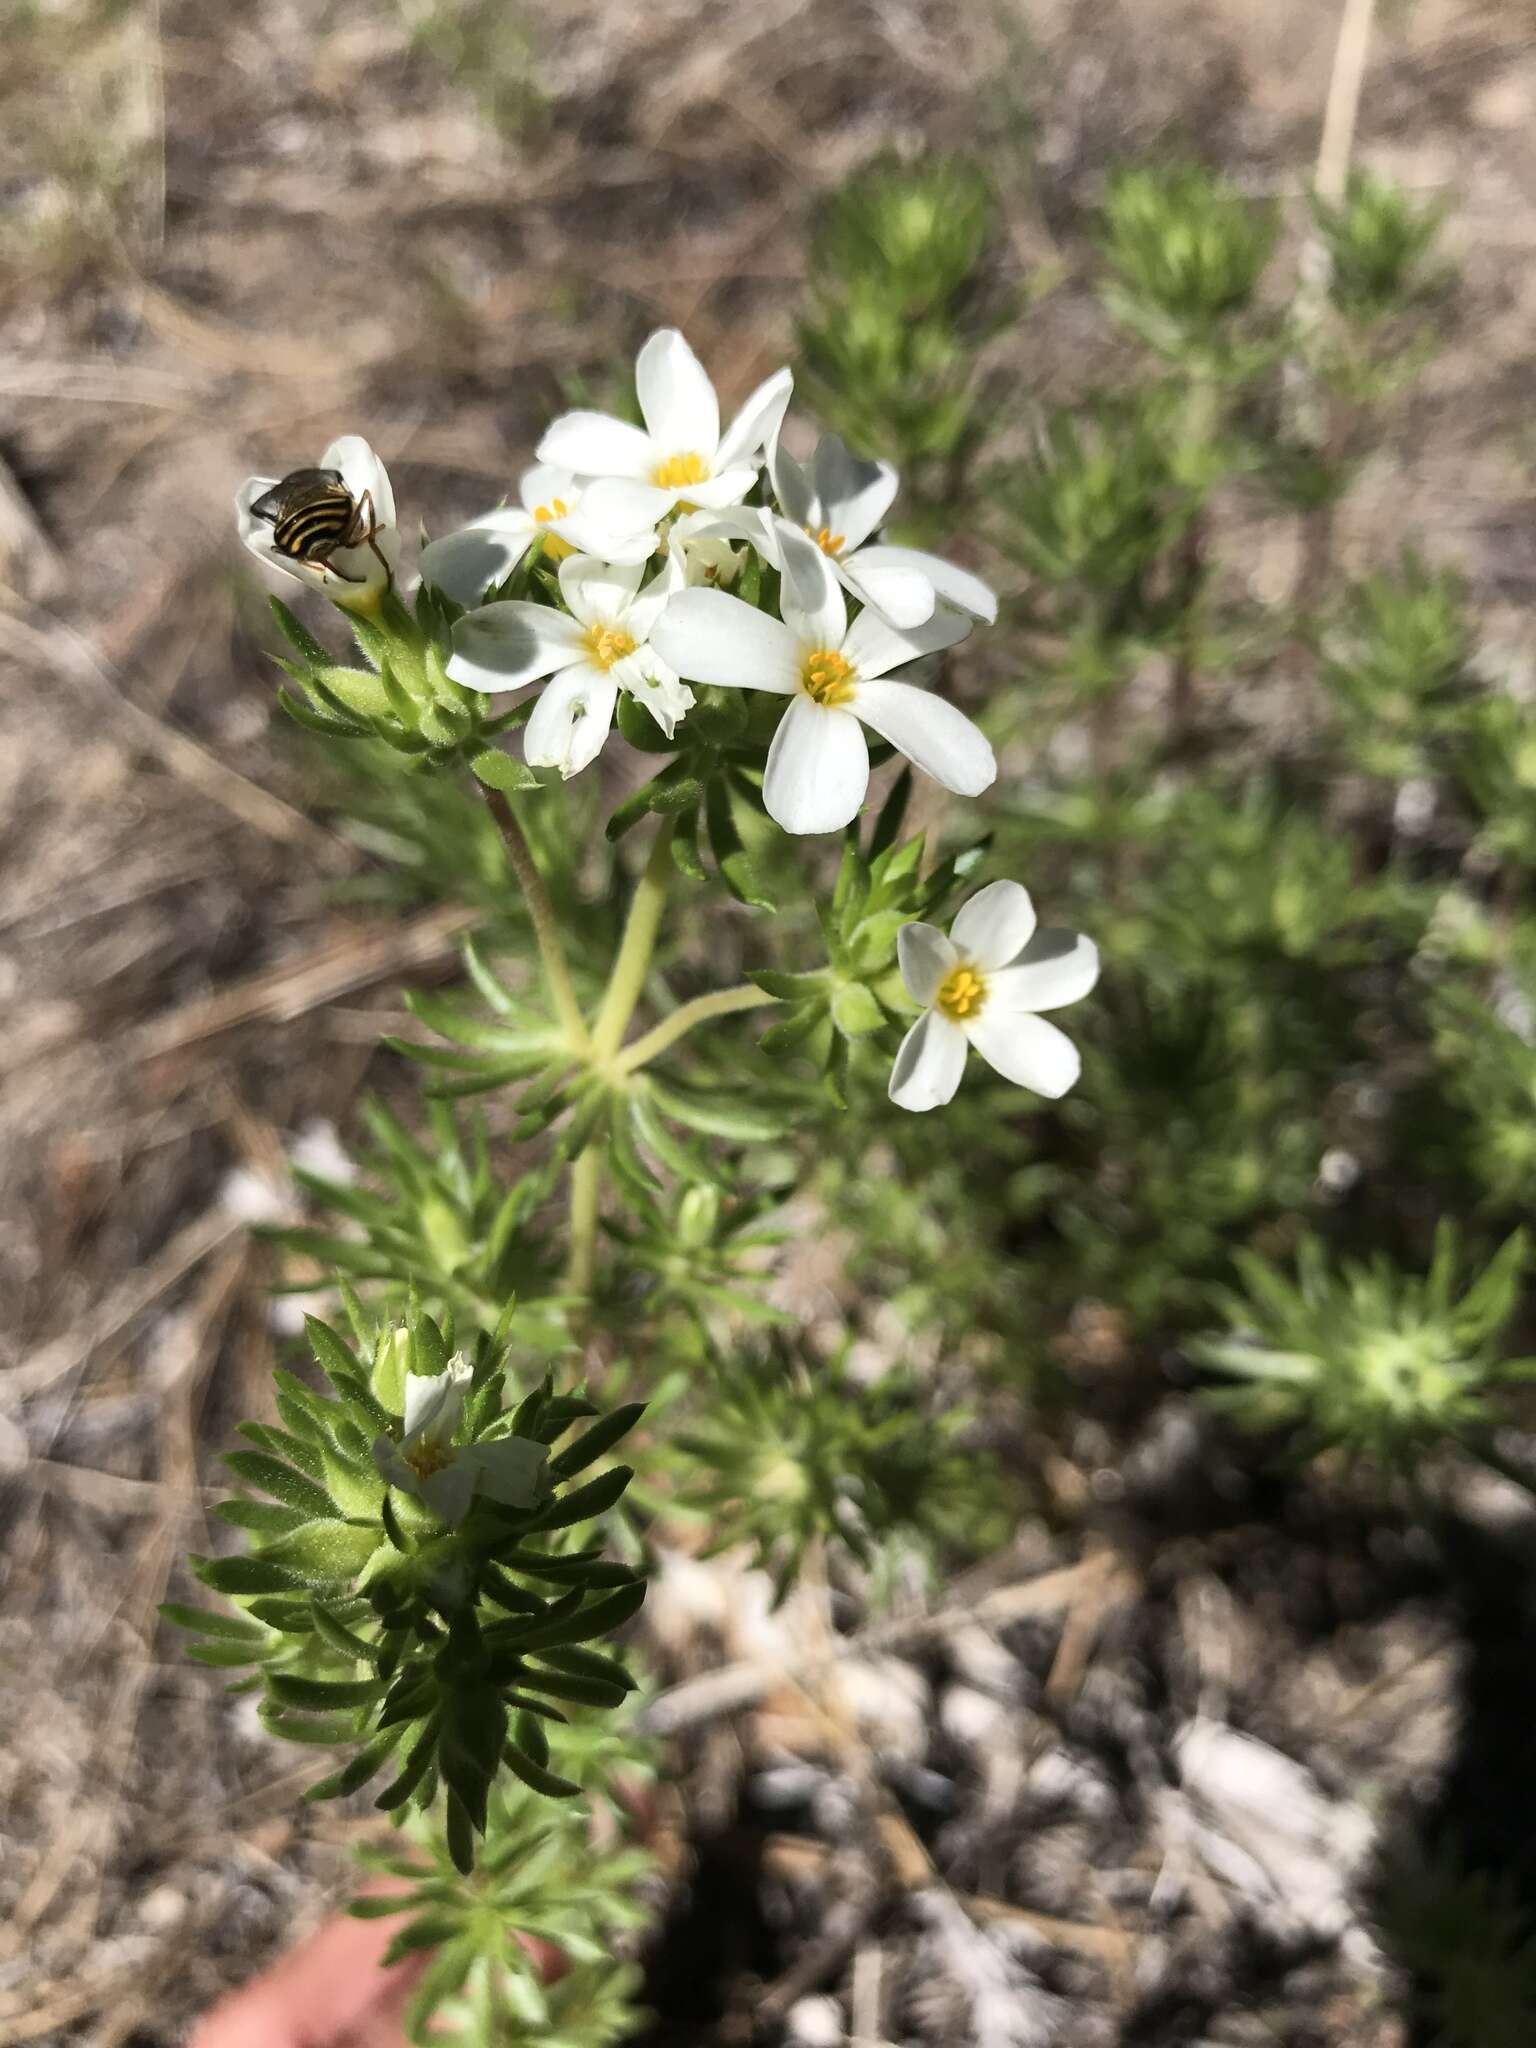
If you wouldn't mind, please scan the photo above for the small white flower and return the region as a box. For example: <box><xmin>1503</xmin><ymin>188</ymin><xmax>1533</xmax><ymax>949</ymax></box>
<box><xmin>666</xmin><ymin>507</ymin><xmax>755</xmax><ymax>589</ymax></box>
<box><xmin>448</xmin><ymin>551</ymin><xmax>692</xmax><ymax>774</ymax></box>
<box><xmin>539</xmin><ymin>328</ymin><xmax>792</xmax><ymax>528</ymax></box>
<box><xmin>650</xmin><ymin>535</ymin><xmax>993</xmax><ymax>835</ymax></box>
<box><xmin>889</xmin><ymin>880</ymin><xmax>1099</xmax><ymax>1112</ymax></box>
<box><xmin>769</xmin><ymin>431</ymin><xmax>997</xmax><ymax>631</ymax></box>
<box><xmin>418</xmin><ymin>463</ymin><xmax>657</xmax><ymax>609</ymax></box>
<box><xmin>372</xmin><ymin>1357</ymin><xmax>548</xmax><ymax>1528</ymax></box>
<box><xmin>236</xmin><ymin>436</ymin><xmax>400</xmax><ymax>609</ymax></box>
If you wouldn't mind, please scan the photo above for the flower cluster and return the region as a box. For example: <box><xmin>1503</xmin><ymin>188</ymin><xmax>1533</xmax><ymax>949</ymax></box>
<box><xmin>236</xmin><ymin>326</ymin><xmax>1099</xmax><ymax>1118</ymax></box>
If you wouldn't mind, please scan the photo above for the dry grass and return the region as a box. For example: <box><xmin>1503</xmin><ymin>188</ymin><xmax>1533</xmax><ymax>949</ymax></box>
<box><xmin>3</xmin><ymin>0</ymin><xmax>1536</xmax><ymax>2038</ymax></box>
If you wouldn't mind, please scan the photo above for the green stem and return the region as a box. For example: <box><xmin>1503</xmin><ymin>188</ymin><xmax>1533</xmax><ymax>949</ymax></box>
<box><xmin>590</xmin><ymin>818</ymin><xmax>677</xmax><ymax>1060</ymax></box>
<box><xmin>478</xmin><ymin>785</ymin><xmax>590</xmax><ymax>1051</ymax></box>
<box><xmin>566</xmin><ymin>1146</ymin><xmax>602</xmax><ymax>1299</ymax></box>
<box><xmin>614</xmin><ymin>983</ymin><xmax>776</xmax><ymax>1076</ymax></box>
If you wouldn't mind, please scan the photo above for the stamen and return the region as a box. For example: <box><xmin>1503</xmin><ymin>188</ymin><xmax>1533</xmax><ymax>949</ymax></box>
<box><xmin>404</xmin><ymin>1441</ymin><xmax>455</xmax><ymax>1479</ymax></box>
<box><xmin>533</xmin><ymin>497</ymin><xmax>576</xmax><ymax>560</ymax></box>
<box><xmin>935</xmin><ymin>964</ymin><xmax>987</xmax><ymax>1021</ymax></box>
<box><xmin>799</xmin><ymin>647</ymin><xmax>856</xmax><ymax>708</ymax></box>
<box><xmin>653</xmin><ymin>451</ymin><xmax>709</xmax><ymax>490</ymax></box>
<box><xmin>806</xmin><ymin>524</ymin><xmax>846</xmax><ymax>556</ymax></box>
<box><xmin>583</xmin><ymin>623</ymin><xmax>638</xmax><ymax>670</ymax></box>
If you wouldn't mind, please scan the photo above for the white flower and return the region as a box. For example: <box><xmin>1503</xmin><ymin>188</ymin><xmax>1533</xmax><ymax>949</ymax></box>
<box><xmin>418</xmin><ymin>463</ymin><xmax>657</xmax><ymax>609</ymax></box>
<box><xmin>666</xmin><ymin>507</ymin><xmax>755</xmax><ymax>589</ymax></box>
<box><xmin>889</xmin><ymin>880</ymin><xmax>1099</xmax><ymax>1112</ymax></box>
<box><xmin>447</xmin><ymin>551</ymin><xmax>692</xmax><ymax>774</ymax></box>
<box><xmin>769</xmin><ymin>431</ymin><xmax>997</xmax><ymax>631</ymax></box>
<box><xmin>372</xmin><ymin>1358</ymin><xmax>548</xmax><ymax>1528</ymax></box>
<box><xmin>236</xmin><ymin>436</ymin><xmax>400</xmax><ymax>609</ymax></box>
<box><xmin>649</xmin><ymin>535</ymin><xmax>993</xmax><ymax>834</ymax></box>
<box><xmin>539</xmin><ymin>328</ymin><xmax>792</xmax><ymax>528</ymax></box>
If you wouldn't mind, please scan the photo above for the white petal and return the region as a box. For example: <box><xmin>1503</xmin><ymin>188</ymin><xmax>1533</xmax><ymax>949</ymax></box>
<box><xmin>419</xmin><ymin>521</ymin><xmax>533</xmax><ymax>608</ymax></box>
<box><xmin>988</xmin><ymin>931</ymin><xmax>1100</xmax><ymax>1011</ymax></box>
<box><xmin>636</xmin><ymin>328</ymin><xmax>720</xmax><ymax>456</ymax></box>
<box><xmin>854</xmin><ymin>543</ymin><xmax>997</xmax><ymax>624</ymax></box>
<box><xmin>714</xmin><ymin>365</ymin><xmax>793</xmax><ymax>471</ymax></box>
<box><xmin>537</xmin><ymin>411</ymin><xmax>657</xmax><ymax>481</ymax></box>
<box><xmin>518</xmin><ymin>463</ymin><xmax>577</xmax><ymax>513</ymax></box>
<box><xmin>235</xmin><ymin>475</ymin><xmax>281</xmax><ymax>539</ymax></box>
<box><xmin>951</xmin><ymin>879</ymin><xmax>1037</xmax><ymax>970</ymax></box>
<box><xmin>843</xmin><ymin>601</ymin><xmax>972</xmax><ymax>680</ymax></box>
<box><xmin>372</xmin><ymin>1438</ymin><xmax>416</xmax><ymax>1493</ymax></box>
<box><xmin>463</xmin><ymin>1436</ymin><xmax>549</xmax><ymax>1510</ymax></box>
<box><xmin>322</xmin><ymin>435</ymin><xmax>396</xmax><ymax>529</ymax></box>
<box><xmin>851</xmin><ymin>679</ymin><xmax>995</xmax><ymax>797</ymax></box>
<box><xmin>888</xmin><ymin>1010</ymin><xmax>968</xmax><ymax>1112</ymax></box>
<box><xmin>559</xmin><ymin>553</ymin><xmax>646</xmax><ymax>628</ymax></box>
<box><xmin>762</xmin><ymin>696</ymin><xmax>869</xmax><ymax>834</ymax></box>
<box><xmin>524</xmin><ymin>664</ymin><xmax>619</xmax><ymax>778</ymax></box>
<box><xmin>402</xmin><ymin>1363</ymin><xmax>467</xmax><ymax>1442</ymax></box>
<box><xmin>811</xmin><ymin>434</ymin><xmax>898</xmax><ymax>551</ymax></box>
<box><xmin>674</xmin><ymin>468</ymin><xmax>759</xmax><ymax>510</ymax></box>
<box><xmin>615</xmin><ymin>652</ymin><xmax>694</xmax><ymax>738</ymax></box>
<box><xmin>548</xmin><ymin>511</ymin><xmax>657</xmax><ymax>565</ymax></box>
<box><xmin>623</xmin><ymin>553</ymin><xmax>684</xmax><ymax>641</ymax></box>
<box><xmin>768</xmin><ymin>436</ymin><xmax>816</xmax><ymax>527</ymax></box>
<box><xmin>896</xmin><ymin>922</ymin><xmax>958</xmax><ymax>1005</ymax></box>
<box><xmin>968</xmin><ymin>1010</ymin><xmax>1081</xmax><ymax>1098</ymax></box>
<box><xmin>579</xmin><ymin>477</ymin><xmax>676</xmax><ymax>532</ymax></box>
<box><xmin>838</xmin><ymin>553</ymin><xmax>935</xmax><ymax>630</ymax></box>
<box><xmin>448</xmin><ymin>601</ymin><xmax>585</xmax><ymax>693</ymax></box>
<box><xmin>777</xmin><ymin>524</ymin><xmax>847</xmax><ymax>649</ymax></box>
<box><xmin>651</xmin><ymin>589</ymin><xmax>800</xmax><ymax>692</ymax></box>
<box><xmin>421</xmin><ymin>1461</ymin><xmax>478</xmax><ymax>1528</ymax></box>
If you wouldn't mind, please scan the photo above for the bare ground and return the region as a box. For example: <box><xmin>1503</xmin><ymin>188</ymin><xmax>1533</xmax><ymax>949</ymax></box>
<box><xmin>4</xmin><ymin>1</ymin><xmax>1536</xmax><ymax>2041</ymax></box>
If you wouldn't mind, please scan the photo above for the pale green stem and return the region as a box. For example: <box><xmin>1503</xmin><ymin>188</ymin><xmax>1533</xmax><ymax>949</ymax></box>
<box><xmin>613</xmin><ymin>983</ymin><xmax>776</xmax><ymax>1076</ymax></box>
<box><xmin>590</xmin><ymin>818</ymin><xmax>677</xmax><ymax>1060</ymax></box>
<box><xmin>566</xmin><ymin>1145</ymin><xmax>602</xmax><ymax>1298</ymax></box>
<box><xmin>478</xmin><ymin>785</ymin><xmax>590</xmax><ymax>1052</ymax></box>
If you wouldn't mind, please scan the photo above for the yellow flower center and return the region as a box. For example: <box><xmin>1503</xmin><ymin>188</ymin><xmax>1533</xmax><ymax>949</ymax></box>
<box><xmin>936</xmin><ymin>964</ymin><xmax>988</xmax><ymax>1020</ymax></box>
<box><xmin>807</xmin><ymin>523</ymin><xmax>846</xmax><ymax>556</ymax></box>
<box><xmin>532</xmin><ymin>497</ymin><xmax>576</xmax><ymax>560</ymax></box>
<box><xmin>583</xmin><ymin>622</ymin><xmax>637</xmax><ymax>670</ymax></box>
<box><xmin>799</xmin><ymin>647</ymin><xmax>856</xmax><ymax>708</ymax></box>
<box><xmin>404</xmin><ymin>1440</ymin><xmax>455</xmax><ymax>1480</ymax></box>
<box><xmin>653</xmin><ymin>451</ymin><xmax>709</xmax><ymax>490</ymax></box>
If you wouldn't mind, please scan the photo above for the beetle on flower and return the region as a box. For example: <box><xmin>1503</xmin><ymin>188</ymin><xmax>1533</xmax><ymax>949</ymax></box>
<box><xmin>372</xmin><ymin>1357</ymin><xmax>548</xmax><ymax>1528</ymax></box>
<box><xmin>890</xmin><ymin>880</ymin><xmax>1100</xmax><ymax>1111</ymax></box>
<box><xmin>237</xmin><ymin>436</ymin><xmax>400</xmax><ymax>612</ymax></box>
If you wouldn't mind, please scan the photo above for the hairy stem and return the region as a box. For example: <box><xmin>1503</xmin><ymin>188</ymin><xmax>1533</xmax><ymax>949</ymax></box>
<box><xmin>478</xmin><ymin>785</ymin><xmax>590</xmax><ymax>1051</ymax></box>
<box><xmin>590</xmin><ymin>818</ymin><xmax>677</xmax><ymax>1060</ymax></box>
<box><xmin>614</xmin><ymin>983</ymin><xmax>776</xmax><ymax>1076</ymax></box>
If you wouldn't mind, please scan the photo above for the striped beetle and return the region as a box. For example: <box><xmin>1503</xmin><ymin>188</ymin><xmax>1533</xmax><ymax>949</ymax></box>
<box><xmin>249</xmin><ymin>468</ymin><xmax>391</xmax><ymax>587</ymax></box>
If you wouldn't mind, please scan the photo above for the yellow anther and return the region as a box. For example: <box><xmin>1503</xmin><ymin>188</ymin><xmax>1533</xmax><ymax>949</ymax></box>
<box><xmin>807</xmin><ymin>524</ymin><xmax>846</xmax><ymax>556</ymax></box>
<box><xmin>652</xmin><ymin>451</ymin><xmax>709</xmax><ymax>490</ymax></box>
<box><xmin>935</xmin><ymin>964</ymin><xmax>988</xmax><ymax>1021</ymax></box>
<box><xmin>532</xmin><ymin>498</ymin><xmax>576</xmax><ymax>560</ymax></box>
<box><xmin>582</xmin><ymin>623</ymin><xmax>638</xmax><ymax>670</ymax></box>
<box><xmin>404</xmin><ymin>1440</ymin><xmax>455</xmax><ymax>1480</ymax></box>
<box><xmin>799</xmin><ymin>647</ymin><xmax>856</xmax><ymax>708</ymax></box>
